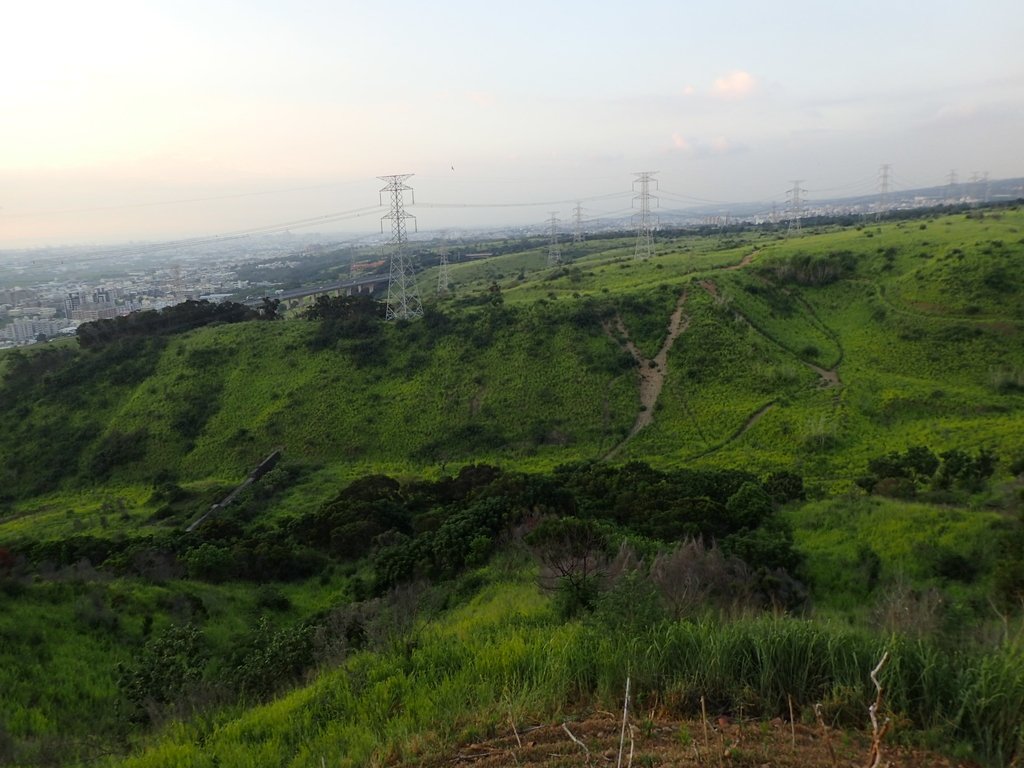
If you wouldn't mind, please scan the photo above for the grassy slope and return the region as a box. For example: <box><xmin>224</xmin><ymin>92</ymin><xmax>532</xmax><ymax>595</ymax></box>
<box><xmin>6</xmin><ymin>210</ymin><xmax>1020</xmax><ymax>511</ymax></box>
<box><xmin>103</xmin><ymin>565</ymin><xmax>1024</xmax><ymax>768</ymax></box>
<box><xmin>3</xmin><ymin>208</ymin><xmax>1024</xmax><ymax>766</ymax></box>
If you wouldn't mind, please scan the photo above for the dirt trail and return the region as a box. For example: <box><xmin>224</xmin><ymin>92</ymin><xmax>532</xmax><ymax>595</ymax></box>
<box><xmin>722</xmin><ymin>248</ymin><xmax>760</xmax><ymax>271</ymax></box>
<box><xmin>406</xmin><ymin>712</ymin><xmax>963</xmax><ymax>768</ymax></box>
<box><xmin>806</xmin><ymin>362</ymin><xmax>841</xmax><ymax>388</ymax></box>
<box><xmin>603</xmin><ymin>290</ymin><xmax>689</xmax><ymax>460</ymax></box>
<box><xmin>736</xmin><ymin>400</ymin><xmax>776</xmax><ymax>437</ymax></box>
<box><xmin>698</xmin><ymin>279</ymin><xmax>842</xmax><ymax>390</ymax></box>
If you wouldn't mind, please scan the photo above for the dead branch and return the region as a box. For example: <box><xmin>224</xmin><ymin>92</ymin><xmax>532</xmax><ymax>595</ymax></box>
<box><xmin>814</xmin><ymin>703</ymin><xmax>838</xmax><ymax>768</ymax></box>
<box><xmin>866</xmin><ymin>651</ymin><xmax>892</xmax><ymax>768</ymax></box>
<box><xmin>562</xmin><ymin>722</ymin><xmax>590</xmax><ymax>764</ymax></box>
<box><xmin>618</xmin><ymin>676</ymin><xmax>631</xmax><ymax>768</ymax></box>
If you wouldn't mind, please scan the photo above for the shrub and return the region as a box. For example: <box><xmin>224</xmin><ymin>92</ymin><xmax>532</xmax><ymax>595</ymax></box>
<box><xmin>117</xmin><ymin>624</ymin><xmax>209</xmax><ymax>723</ymax></box>
<box><xmin>649</xmin><ymin>539</ymin><xmax>757</xmax><ymax>618</ymax></box>
<box><xmin>226</xmin><ymin>617</ymin><xmax>315</xmax><ymax>701</ymax></box>
<box><xmin>527</xmin><ymin>517</ymin><xmax>614</xmax><ymax>617</ymax></box>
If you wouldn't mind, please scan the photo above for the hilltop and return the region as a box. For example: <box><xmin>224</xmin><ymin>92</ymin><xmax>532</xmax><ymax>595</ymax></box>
<box><xmin>1</xmin><ymin>207</ymin><xmax>1023</xmax><ymax>767</ymax></box>
<box><xmin>3</xmin><ymin>209</ymin><xmax>1023</xmax><ymax>493</ymax></box>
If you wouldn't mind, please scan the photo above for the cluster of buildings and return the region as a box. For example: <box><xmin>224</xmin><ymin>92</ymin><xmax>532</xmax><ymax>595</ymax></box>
<box><xmin>0</xmin><ymin>236</ymin><xmax>331</xmax><ymax>349</ymax></box>
<box><xmin>0</xmin><ymin>270</ymin><xmax>244</xmax><ymax>349</ymax></box>
<box><xmin>0</xmin><ymin>287</ymin><xmax>137</xmax><ymax>346</ymax></box>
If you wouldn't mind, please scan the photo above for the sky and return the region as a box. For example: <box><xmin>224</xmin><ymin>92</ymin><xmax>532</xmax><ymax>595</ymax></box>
<box><xmin>1</xmin><ymin>0</ymin><xmax>1023</xmax><ymax>247</ymax></box>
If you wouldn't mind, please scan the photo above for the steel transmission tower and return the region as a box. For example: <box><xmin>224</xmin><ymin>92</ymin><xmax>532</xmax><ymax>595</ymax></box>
<box><xmin>877</xmin><ymin>164</ymin><xmax>891</xmax><ymax>218</ymax></box>
<box><xmin>437</xmin><ymin>233</ymin><xmax>450</xmax><ymax>295</ymax></box>
<box><xmin>547</xmin><ymin>212</ymin><xmax>562</xmax><ymax>266</ymax></box>
<box><xmin>379</xmin><ymin>174</ymin><xmax>423</xmax><ymax>320</ymax></box>
<box><xmin>632</xmin><ymin>171</ymin><xmax>658</xmax><ymax>259</ymax></box>
<box><xmin>945</xmin><ymin>170</ymin><xmax>958</xmax><ymax>204</ymax></box>
<box><xmin>572</xmin><ymin>202</ymin><xmax>585</xmax><ymax>243</ymax></box>
<box><xmin>786</xmin><ymin>180</ymin><xmax>805</xmax><ymax>235</ymax></box>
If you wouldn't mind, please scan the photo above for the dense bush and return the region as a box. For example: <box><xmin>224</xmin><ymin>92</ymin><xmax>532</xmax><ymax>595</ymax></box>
<box><xmin>77</xmin><ymin>300</ymin><xmax>258</xmax><ymax>349</ymax></box>
<box><xmin>857</xmin><ymin>444</ymin><xmax>998</xmax><ymax>496</ymax></box>
<box><xmin>117</xmin><ymin>624</ymin><xmax>209</xmax><ymax>723</ymax></box>
<box><xmin>759</xmin><ymin>250</ymin><xmax>857</xmax><ymax>286</ymax></box>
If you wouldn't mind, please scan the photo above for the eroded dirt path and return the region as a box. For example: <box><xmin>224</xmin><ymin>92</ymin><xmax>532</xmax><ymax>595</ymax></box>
<box><xmin>697</xmin><ymin>278</ymin><xmax>842</xmax><ymax>389</ymax></box>
<box><xmin>603</xmin><ymin>290</ymin><xmax>689</xmax><ymax>460</ymax></box>
<box><xmin>721</xmin><ymin>248</ymin><xmax>760</xmax><ymax>271</ymax></box>
<box><xmin>736</xmin><ymin>400</ymin><xmax>777</xmax><ymax>436</ymax></box>
<box><xmin>806</xmin><ymin>362</ymin><xmax>841</xmax><ymax>388</ymax></box>
<box><xmin>407</xmin><ymin>712</ymin><xmax>964</xmax><ymax>768</ymax></box>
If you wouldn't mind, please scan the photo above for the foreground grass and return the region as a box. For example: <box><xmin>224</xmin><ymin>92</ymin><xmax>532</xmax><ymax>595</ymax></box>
<box><xmin>102</xmin><ymin>569</ymin><xmax>1024</xmax><ymax>768</ymax></box>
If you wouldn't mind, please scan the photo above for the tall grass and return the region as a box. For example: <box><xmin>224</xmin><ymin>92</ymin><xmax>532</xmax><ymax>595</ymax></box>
<box><xmin>110</xmin><ymin>582</ymin><xmax>1024</xmax><ymax>768</ymax></box>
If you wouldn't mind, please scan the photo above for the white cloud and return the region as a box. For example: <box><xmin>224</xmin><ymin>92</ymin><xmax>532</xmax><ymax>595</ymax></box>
<box><xmin>671</xmin><ymin>133</ymin><xmax>692</xmax><ymax>151</ymax></box>
<box><xmin>712</xmin><ymin>70</ymin><xmax>757</xmax><ymax>99</ymax></box>
<box><xmin>710</xmin><ymin>136</ymin><xmax>732</xmax><ymax>153</ymax></box>
<box><xmin>466</xmin><ymin>90</ymin><xmax>497</xmax><ymax>108</ymax></box>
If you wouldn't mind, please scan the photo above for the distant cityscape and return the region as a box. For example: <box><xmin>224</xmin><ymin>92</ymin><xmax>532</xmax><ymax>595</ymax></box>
<box><xmin>2</xmin><ymin>176</ymin><xmax>1022</xmax><ymax>349</ymax></box>
<box><xmin>0</xmin><ymin>234</ymin><xmax>336</xmax><ymax>348</ymax></box>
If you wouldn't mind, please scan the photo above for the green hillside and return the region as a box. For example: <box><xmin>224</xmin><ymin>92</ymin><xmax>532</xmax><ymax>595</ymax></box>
<box><xmin>2</xmin><ymin>207</ymin><xmax>1023</xmax><ymax>767</ymax></box>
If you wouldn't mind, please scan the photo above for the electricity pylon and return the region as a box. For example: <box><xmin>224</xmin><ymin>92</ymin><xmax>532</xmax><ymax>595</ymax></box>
<box><xmin>547</xmin><ymin>212</ymin><xmax>561</xmax><ymax>266</ymax></box>
<box><xmin>632</xmin><ymin>171</ymin><xmax>658</xmax><ymax>259</ymax></box>
<box><xmin>379</xmin><ymin>174</ymin><xmax>422</xmax><ymax>320</ymax></box>
<box><xmin>945</xmin><ymin>170</ymin><xmax>958</xmax><ymax>204</ymax></box>
<box><xmin>877</xmin><ymin>164</ymin><xmax>891</xmax><ymax>218</ymax></box>
<box><xmin>786</xmin><ymin>180</ymin><xmax>805</xmax><ymax>236</ymax></box>
<box><xmin>437</xmin><ymin>232</ymin><xmax>450</xmax><ymax>295</ymax></box>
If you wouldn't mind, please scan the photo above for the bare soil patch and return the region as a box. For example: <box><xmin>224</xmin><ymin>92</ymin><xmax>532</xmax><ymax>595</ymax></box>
<box><xmin>406</xmin><ymin>713</ymin><xmax>972</xmax><ymax>768</ymax></box>
<box><xmin>603</xmin><ymin>290</ymin><xmax>689</xmax><ymax>459</ymax></box>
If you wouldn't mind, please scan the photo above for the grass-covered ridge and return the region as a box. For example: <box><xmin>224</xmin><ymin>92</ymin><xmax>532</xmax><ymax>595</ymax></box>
<box><xmin>2</xmin><ymin>206</ymin><xmax>1024</xmax><ymax>767</ymax></box>
<box><xmin>2</xmin><ymin>208</ymin><xmax>1022</xmax><ymax>501</ymax></box>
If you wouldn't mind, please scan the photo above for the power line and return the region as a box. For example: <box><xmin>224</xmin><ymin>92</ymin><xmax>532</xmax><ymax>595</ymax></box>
<box><xmin>801</xmin><ymin>176</ymin><xmax>876</xmax><ymax>195</ymax></box>
<box><xmin>2</xmin><ymin>180</ymin><xmax>372</xmax><ymax>220</ymax></box>
<box><xmin>657</xmin><ymin>188</ymin><xmax>735</xmax><ymax>205</ymax></box>
<box><xmin>0</xmin><ymin>204</ymin><xmax>385</xmax><ymax>273</ymax></box>
<box><xmin>411</xmin><ymin>190</ymin><xmax>630</xmax><ymax>209</ymax></box>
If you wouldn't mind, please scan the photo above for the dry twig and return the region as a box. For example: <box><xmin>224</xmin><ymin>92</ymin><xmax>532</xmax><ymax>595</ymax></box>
<box><xmin>866</xmin><ymin>651</ymin><xmax>892</xmax><ymax>768</ymax></box>
<box><xmin>508</xmin><ymin>713</ymin><xmax>522</xmax><ymax>749</ymax></box>
<box><xmin>562</xmin><ymin>722</ymin><xmax>590</xmax><ymax>764</ymax></box>
<box><xmin>814</xmin><ymin>703</ymin><xmax>838</xmax><ymax>768</ymax></box>
<box><xmin>700</xmin><ymin>695</ymin><xmax>709</xmax><ymax>749</ymax></box>
<box><xmin>618</xmin><ymin>676</ymin><xmax>631</xmax><ymax>768</ymax></box>
<box><xmin>788</xmin><ymin>694</ymin><xmax>796</xmax><ymax>751</ymax></box>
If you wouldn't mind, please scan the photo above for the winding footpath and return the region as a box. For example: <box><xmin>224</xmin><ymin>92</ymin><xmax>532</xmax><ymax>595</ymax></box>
<box><xmin>600</xmin><ymin>249</ymin><xmax>844</xmax><ymax>462</ymax></box>
<box><xmin>603</xmin><ymin>290</ymin><xmax>690</xmax><ymax>460</ymax></box>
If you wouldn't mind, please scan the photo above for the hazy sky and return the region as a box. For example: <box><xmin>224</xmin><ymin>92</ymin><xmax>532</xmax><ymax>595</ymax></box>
<box><xmin>2</xmin><ymin>0</ymin><xmax>1022</xmax><ymax>247</ymax></box>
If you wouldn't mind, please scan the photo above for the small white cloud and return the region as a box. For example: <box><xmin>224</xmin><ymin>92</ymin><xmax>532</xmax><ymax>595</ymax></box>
<box><xmin>667</xmin><ymin>133</ymin><xmax>746</xmax><ymax>157</ymax></box>
<box><xmin>710</xmin><ymin>136</ymin><xmax>731</xmax><ymax>153</ymax></box>
<box><xmin>711</xmin><ymin>70</ymin><xmax>756</xmax><ymax>99</ymax></box>
<box><xmin>682</xmin><ymin>84</ymin><xmax>696</xmax><ymax>96</ymax></box>
<box><xmin>466</xmin><ymin>90</ymin><xmax>496</xmax><ymax>108</ymax></box>
<box><xmin>671</xmin><ymin>133</ymin><xmax>692</xmax><ymax>151</ymax></box>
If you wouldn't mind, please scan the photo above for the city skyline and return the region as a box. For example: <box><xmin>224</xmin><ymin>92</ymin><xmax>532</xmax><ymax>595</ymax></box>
<box><xmin>2</xmin><ymin>0</ymin><xmax>1023</xmax><ymax>247</ymax></box>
